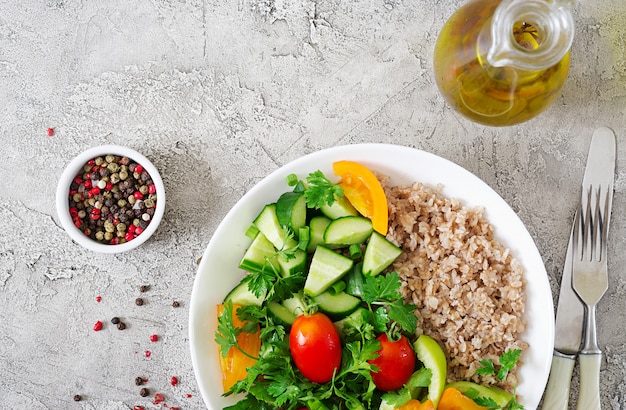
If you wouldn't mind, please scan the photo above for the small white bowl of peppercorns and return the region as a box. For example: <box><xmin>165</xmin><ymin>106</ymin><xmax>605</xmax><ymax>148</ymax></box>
<box><xmin>56</xmin><ymin>145</ymin><xmax>165</xmax><ymax>253</ymax></box>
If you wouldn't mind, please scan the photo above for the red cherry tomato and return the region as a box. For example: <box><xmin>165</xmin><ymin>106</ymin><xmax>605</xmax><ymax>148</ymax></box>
<box><xmin>289</xmin><ymin>312</ymin><xmax>342</xmax><ymax>383</ymax></box>
<box><xmin>369</xmin><ymin>334</ymin><xmax>416</xmax><ymax>391</ymax></box>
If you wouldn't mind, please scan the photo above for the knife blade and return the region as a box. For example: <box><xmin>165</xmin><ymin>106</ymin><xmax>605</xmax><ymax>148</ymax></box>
<box><xmin>543</xmin><ymin>127</ymin><xmax>615</xmax><ymax>409</ymax></box>
<box><xmin>543</xmin><ymin>208</ymin><xmax>583</xmax><ymax>409</ymax></box>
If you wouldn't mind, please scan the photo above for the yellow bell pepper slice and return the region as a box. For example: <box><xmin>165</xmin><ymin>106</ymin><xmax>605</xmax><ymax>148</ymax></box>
<box><xmin>216</xmin><ymin>304</ymin><xmax>261</xmax><ymax>392</ymax></box>
<box><xmin>438</xmin><ymin>387</ymin><xmax>488</xmax><ymax>410</ymax></box>
<box><xmin>332</xmin><ymin>160</ymin><xmax>388</xmax><ymax>235</ymax></box>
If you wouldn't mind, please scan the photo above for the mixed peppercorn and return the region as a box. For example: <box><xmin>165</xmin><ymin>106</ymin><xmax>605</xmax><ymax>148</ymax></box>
<box><xmin>68</xmin><ymin>154</ymin><xmax>157</xmax><ymax>245</ymax></box>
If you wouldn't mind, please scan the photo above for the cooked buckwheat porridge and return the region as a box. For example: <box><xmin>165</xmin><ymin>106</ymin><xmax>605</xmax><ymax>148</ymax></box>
<box><xmin>383</xmin><ymin>179</ymin><xmax>527</xmax><ymax>390</ymax></box>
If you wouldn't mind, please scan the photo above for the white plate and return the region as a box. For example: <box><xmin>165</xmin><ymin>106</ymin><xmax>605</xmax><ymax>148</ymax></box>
<box><xmin>189</xmin><ymin>143</ymin><xmax>554</xmax><ymax>410</ymax></box>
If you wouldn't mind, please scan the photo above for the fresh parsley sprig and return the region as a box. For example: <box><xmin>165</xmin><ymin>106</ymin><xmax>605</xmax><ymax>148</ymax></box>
<box><xmin>287</xmin><ymin>170</ymin><xmax>344</xmax><ymax>209</ymax></box>
<box><xmin>361</xmin><ymin>271</ymin><xmax>418</xmax><ymax>340</ymax></box>
<box><xmin>476</xmin><ymin>349</ymin><xmax>522</xmax><ymax>381</ymax></box>
<box><xmin>474</xmin><ymin>349</ymin><xmax>525</xmax><ymax>410</ymax></box>
<box><xmin>215</xmin><ymin>301</ymin><xmax>259</xmax><ymax>361</ymax></box>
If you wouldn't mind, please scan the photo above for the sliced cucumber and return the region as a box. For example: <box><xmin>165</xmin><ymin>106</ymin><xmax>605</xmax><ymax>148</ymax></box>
<box><xmin>276</xmin><ymin>191</ymin><xmax>307</xmax><ymax>234</ymax></box>
<box><xmin>313</xmin><ymin>290</ymin><xmax>361</xmax><ymax>320</ymax></box>
<box><xmin>344</xmin><ymin>262</ymin><xmax>365</xmax><ymax>297</ymax></box>
<box><xmin>320</xmin><ymin>195</ymin><xmax>358</xmax><ymax>219</ymax></box>
<box><xmin>267</xmin><ymin>301</ymin><xmax>296</xmax><ymax>326</ymax></box>
<box><xmin>238</xmin><ymin>232</ymin><xmax>279</xmax><ymax>274</ymax></box>
<box><xmin>278</xmin><ymin>248</ymin><xmax>307</xmax><ymax>277</ymax></box>
<box><xmin>306</xmin><ymin>215</ymin><xmax>331</xmax><ymax>253</ymax></box>
<box><xmin>253</xmin><ymin>203</ymin><xmax>298</xmax><ymax>251</ymax></box>
<box><xmin>282</xmin><ymin>292</ymin><xmax>307</xmax><ymax>317</ymax></box>
<box><xmin>324</xmin><ymin>216</ymin><xmax>373</xmax><ymax>246</ymax></box>
<box><xmin>224</xmin><ymin>278</ymin><xmax>266</xmax><ymax>306</ymax></box>
<box><xmin>362</xmin><ymin>231</ymin><xmax>402</xmax><ymax>276</ymax></box>
<box><xmin>304</xmin><ymin>246</ymin><xmax>354</xmax><ymax>297</ymax></box>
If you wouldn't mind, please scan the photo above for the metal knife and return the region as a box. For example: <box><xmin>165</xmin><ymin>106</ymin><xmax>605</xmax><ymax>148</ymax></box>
<box><xmin>543</xmin><ymin>127</ymin><xmax>616</xmax><ymax>409</ymax></box>
<box><xmin>543</xmin><ymin>207</ymin><xmax>583</xmax><ymax>409</ymax></box>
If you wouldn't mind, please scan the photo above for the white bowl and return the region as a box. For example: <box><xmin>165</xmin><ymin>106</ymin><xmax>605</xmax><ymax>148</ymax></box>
<box><xmin>189</xmin><ymin>144</ymin><xmax>554</xmax><ymax>410</ymax></box>
<box><xmin>56</xmin><ymin>144</ymin><xmax>165</xmax><ymax>253</ymax></box>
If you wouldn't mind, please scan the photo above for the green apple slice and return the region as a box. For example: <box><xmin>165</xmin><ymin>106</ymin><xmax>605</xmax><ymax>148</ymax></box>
<box><xmin>445</xmin><ymin>381</ymin><xmax>514</xmax><ymax>407</ymax></box>
<box><xmin>413</xmin><ymin>334</ymin><xmax>447</xmax><ymax>407</ymax></box>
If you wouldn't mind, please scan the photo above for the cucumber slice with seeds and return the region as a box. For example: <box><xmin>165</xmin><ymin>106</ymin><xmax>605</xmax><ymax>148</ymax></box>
<box><xmin>320</xmin><ymin>196</ymin><xmax>358</xmax><ymax>219</ymax></box>
<box><xmin>362</xmin><ymin>231</ymin><xmax>402</xmax><ymax>276</ymax></box>
<box><xmin>268</xmin><ymin>301</ymin><xmax>296</xmax><ymax>326</ymax></box>
<box><xmin>253</xmin><ymin>203</ymin><xmax>297</xmax><ymax>251</ymax></box>
<box><xmin>238</xmin><ymin>232</ymin><xmax>279</xmax><ymax>274</ymax></box>
<box><xmin>323</xmin><ymin>216</ymin><xmax>373</xmax><ymax>246</ymax></box>
<box><xmin>306</xmin><ymin>215</ymin><xmax>331</xmax><ymax>253</ymax></box>
<box><xmin>313</xmin><ymin>290</ymin><xmax>362</xmax><ymax>320</ymax></box>
<box><xmin>276</xmin><ymin>191</ymin><xmax>307</xmax><ymax>235</ymax></box>
<box><xmin>304</xmin><ymin>246</ymin><xmax>354</xmax><ymax>297</ymax></box>
<box><xmin>224</xmin><ymin>279</ymin><xmax>266</xmax><ymax>306</ymax></box>
<box><xmin>277</xmin><ymin>248</ymin><xmax>307</xmax><ymax>277</ymax></box>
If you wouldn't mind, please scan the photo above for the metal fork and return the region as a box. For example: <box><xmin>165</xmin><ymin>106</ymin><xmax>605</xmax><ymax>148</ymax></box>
<box><xmin>572</xmin><ymin>183</ymin><xmax>612</xmax><ymax>410</ymax></box>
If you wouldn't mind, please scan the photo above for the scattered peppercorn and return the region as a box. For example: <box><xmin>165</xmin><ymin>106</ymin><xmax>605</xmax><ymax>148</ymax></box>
<box><xmin>93</xmin><ymin>321</ymin><xmax>103</xmax><ymax>331</ymax></box>
<box><xmin>135</xmin><ymin>297</ymin><xmax>144</xmax><ymax>306</ymax></box>
<box><xmin>140</xmin><ymin>387</ymin><xmax>149</xmax><ymax>397</ymax></box>
<box><xmin>149</xmin><ymin>334</ymin><xmax>158</xmax><ymax>342</ymax></box>
<box><xmin>67</xmin><ymin>154</ymin><xmax>158</xmax><ymax>245</ymax></box>
<box><xmin>139</xmin><ymin>285</ymin><xmax>150</xmax><ymax>293</ymax></box>
<box><xmin>133</xmin><ymin>406</ymin><xmax>145</xmax><ymax>410</ymax></box>
<box><xmin>170</xmin><ymin>376</ymin><xmax>179</xmax><ymax>386</ymax></box>
<box><xmin>135</xmin><ymin>376</ymin><xmax>144</xmax><ymax>386</ymax></box>
<box><xmin>172</xmin><ymin>300</ymin><xmax>180</xmax><ymax>308</ymax></box>
<box><xmin>73</xmin><ymin>394</ymin><xmax>81</xmax><ymax>401</ymax></box>
<box><xmin>111</xmin><ymin>317</ymin><xmax>120</xmax><ymax>325</ymax></box>
<box><xmin>47</xmin><ymin>127</ymin><xmax>54</xmax><ymax>137</ymax></box>
<box><xmin>117</xmin><ymin>322</ymin><xmax>126</xmax><ymax>330</ymax></box>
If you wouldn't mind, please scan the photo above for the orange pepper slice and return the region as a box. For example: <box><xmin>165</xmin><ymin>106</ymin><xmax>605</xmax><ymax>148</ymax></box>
<box><xmin>332</xmin><ymin>160</ymin><xmax>388</xmax><ymax>235</ymax></box>
<box><xmin>438</xmin><ymin>387</ymin><xmax>488</xmax><ymax>410</ymax></box>
<box><xmin>395</xmin><ymin>399</ymin><xmax>435</xmax><ymax>410</ymax></box>
<box><xmin>216</xmin><ymin>304</ymin><xmax>261</xmax><ymax>392</ymax></box>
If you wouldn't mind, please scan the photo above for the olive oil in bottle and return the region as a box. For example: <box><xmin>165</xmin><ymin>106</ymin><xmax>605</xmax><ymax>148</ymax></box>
<box><xmin>433</xmin><ymin>0</ymin><xmax>575</xmax><ymax>126</ymax></box>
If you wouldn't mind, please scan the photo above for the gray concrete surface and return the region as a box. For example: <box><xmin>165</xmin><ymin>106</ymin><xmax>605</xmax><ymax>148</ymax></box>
<box><xmin>1</xmin><ymin>0</ymin><xmax>625</xmax><ymax>409</ymax></box>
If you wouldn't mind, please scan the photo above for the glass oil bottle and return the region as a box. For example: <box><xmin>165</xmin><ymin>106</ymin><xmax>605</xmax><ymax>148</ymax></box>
<box><xmin>433</xmin><ymin>0</ymin><xmax>575</xmax><ymax>126</ymax></box>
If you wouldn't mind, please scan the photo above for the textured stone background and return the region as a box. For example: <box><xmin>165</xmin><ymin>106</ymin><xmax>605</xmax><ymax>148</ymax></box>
<box><xmin>1</xmin><ymin>0</ymin><xmax>625</xmax><ymax>409</ymax></box>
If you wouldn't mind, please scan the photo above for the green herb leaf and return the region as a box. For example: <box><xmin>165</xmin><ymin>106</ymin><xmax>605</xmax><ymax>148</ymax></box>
<box><xmin>497</xmin><ymin>349</ymin><xmax>522</xmax><ymax>381</ymax></box>
<box><xmin>361</xmin><ymin>272</ymin><xmax>417</xmax><ymax>336</ymax></box>
<box><xmin>304</xmin><ymin>170</ymin><xmax>343</xmax><ymax>209</ymax></box>
<box><xmin>474</xmin><ymin>396</ymin><xmax>499</xmax><ymax>409</ymax></box>
<box><xmin>244</xmin><ymin>269</ymin><xmax>274</xmax><ymax>299</ymax></box>
<box><xmin>215</xmin><ymin>300</ymin><xmax>239</xmax><ymax>359</ymax></box>
<box><xmin>476</xmin><ymin>358</ymin><xmax>496</xmax><ymax>376</ymax></box>
<box><xmin>387</xmin><ymin>299</ymin><xmax>418</xmax><ymax>335</ymax></box>
<box><xmin>362</xmin><ymin>272</ymin><xmax>402</xmax><ymax>304</ymax></box>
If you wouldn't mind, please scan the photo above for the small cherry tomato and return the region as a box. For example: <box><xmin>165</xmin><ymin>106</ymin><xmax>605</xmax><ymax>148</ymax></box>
<box><xmin>369</xmin><ymin>334</ymin><xmax>416</xmax><ymax>391</ymax></box>
<box><xmin>289</xmin><ymin>312</ymin><xmax>342</xmax><ymax>383</ymax></box>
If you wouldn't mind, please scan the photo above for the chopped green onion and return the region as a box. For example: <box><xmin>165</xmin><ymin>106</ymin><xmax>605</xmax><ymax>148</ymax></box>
<box><xmin>349</xmin><ymin>243</ymin><xmax>363</xmax><ymax>260</ymax></box>
<box><xmin>298</xmin><ymin>226</ymin><xmax>310</xmax><ymax>251</ymax></box>
<box><xmin>328</xmin><ymin>280</ymin><xmax>346</xmax><ymax>295</ymax></box>
<box><xmin>286</xmin><ymin>173</ymin><xmax>299</xmax><ymax>186</ymax></box>
<box><xmin>245</xmin><ymin>225</ymin><xmax>260</xmax><ymax>239</ymax></box>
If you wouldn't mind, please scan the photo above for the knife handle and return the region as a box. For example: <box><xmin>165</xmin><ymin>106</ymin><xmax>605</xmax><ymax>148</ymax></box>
<box><xmin>543</xmin><ymin>353</ymin><xmax>576</xmax><ymax>410</ymax></box>
<box><xmin>577</xmin><ymin>353</ymin><xmax>602</xmax><ymax>410</ymax></box>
